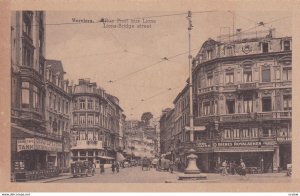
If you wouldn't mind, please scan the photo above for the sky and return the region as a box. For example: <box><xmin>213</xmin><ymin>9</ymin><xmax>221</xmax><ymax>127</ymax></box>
<box><xmin>45</xmin><ymin>10</ymin><xmax>292</xmax><ymax>120</ymax></box>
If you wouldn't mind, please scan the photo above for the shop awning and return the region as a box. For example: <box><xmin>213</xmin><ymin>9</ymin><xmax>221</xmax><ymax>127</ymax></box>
<box><xmin>98</xmin><ymin>156</ymin><xmax>114</xmax><ymax>160</ymax></box>
<box><xmin>116</xmin><ymin>152</ymin><xmax>126</xmax><ymax>162</ymax></box>
<box><xmin>213</xmin><ymin>147</ymin><xmax>274</xmax><ymax>153</ymax></box>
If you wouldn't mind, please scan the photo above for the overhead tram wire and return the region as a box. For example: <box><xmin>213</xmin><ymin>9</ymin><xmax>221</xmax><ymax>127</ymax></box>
<box><xmin>130</xmin><ymin>86</ymin><xmax>182</xmax><ymax>110</ymax></box>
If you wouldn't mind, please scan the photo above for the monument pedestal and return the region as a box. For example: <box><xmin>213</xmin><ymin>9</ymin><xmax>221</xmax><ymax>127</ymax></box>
<box><xmin>178</xmin><ymin>149</ymin><xmax>207</xmax><ymax>181</ymax></box>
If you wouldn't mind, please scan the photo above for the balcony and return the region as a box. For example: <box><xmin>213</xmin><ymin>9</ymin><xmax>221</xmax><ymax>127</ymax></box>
<box><xmin>194</xmin><ymin>115</ymin><xmax>219</xmax><ymax>125</ymax></box>
<box><xmin>237</xmin><ymin>82</ymin><xmax>258</xmax><ymax>91</ymax></box>
<box><xmin>12</xmin><ymin>108</ymin><xmax>43</xmax><ymax>123</ymax></box>
<box><xmin>19</xmin><ymin>66</ymin><xmax>43</xmax><ymax>82</ymax></box>
<box><xmin>71</xmin><ymin>140</ymin><xmax>103</xmax><ymax>150</ymax></box>
<box><xmin>198</xmin><ymin>86</ymin><xmax>219</xmax><ymax>94</ymax></box>
<box><xmin>273</xmin><ymin>111</ymin><xmax>292</xmax><ymax>119</ymax></box>
<box><xmin>220</xmin><ymin>112</ymin><xmax>273</xmax><ymax>123</ymax></box>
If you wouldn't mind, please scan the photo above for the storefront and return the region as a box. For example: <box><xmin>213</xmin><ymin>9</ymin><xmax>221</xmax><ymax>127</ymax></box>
<box><xmin>278</xmin><ymin>139</ymin><xmax>291</xmax><ymax>170</ymax></box>
<box><xmin>12</xmin><ymin>137</ymin><xmax>62</xmax><ymax>181</ymax></box>
<box><xmin>193</xmin><ymin>140</ymin><xmax>277</xmax><ymax>173</ymax></box>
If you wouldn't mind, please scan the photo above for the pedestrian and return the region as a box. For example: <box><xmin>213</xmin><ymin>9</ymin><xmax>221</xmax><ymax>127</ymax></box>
<box><xmin>240</xmin><ymin>159</ymin><xmax>247</xmax><ymax>177</ymax></box>
<box><xmin>92</xmin><ymin>162</ymin><xmax>96</xmax><ymax>174</ymax></box>
<box><xmin>231</xmin><ymin>161</ymin><xmax>237</xmax><ymax>175</ymax></box>
<box><xmin>116</xmin><ymin>161</ymin><xmax>120</xmax><ymax>173</ymax></box>
<box><xmin>111</xmin><ymin>161</ymin><xmax>115</xmax><ymax>174</ymax></box>
<box><xmin>169</xmin><ymin>160</ymin><xmax>174</xmax><ymax>173</ymax></box>
<box><xmin>100</xmin><ymin>163</ymin><xmax>105</xmax><ymax>174</ymax></box>
<box><xmin>221</xmin><ymin>160</ymin><xmax>228</xmax><ymax>176</ymax></box>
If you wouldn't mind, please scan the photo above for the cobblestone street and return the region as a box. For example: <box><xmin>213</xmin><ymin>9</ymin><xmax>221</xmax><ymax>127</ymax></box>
<box><xmin>44</xmin><ymin>166</ymin><xmax>292</xmax><ymax>183</ymax></box>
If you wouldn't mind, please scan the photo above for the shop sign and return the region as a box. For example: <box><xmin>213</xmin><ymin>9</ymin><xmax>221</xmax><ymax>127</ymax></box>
<box><xmin>17</xmin><ymin>138</ymin><xmax>35</xmax><ymax>151</ymax></box>
<box><xmin>17</xmin><ymin>138</ymin><xmax>62</xmax><ymax>152</ymax></box>
<box><xmin>194</xmin><ymin>141</ymin><xmax>276</xmax><ymax>149</ymax></box>
<box><xmin>211</xmin><ymin>141</ymin><xmax>275</xmax><ymax>147</ymax></box>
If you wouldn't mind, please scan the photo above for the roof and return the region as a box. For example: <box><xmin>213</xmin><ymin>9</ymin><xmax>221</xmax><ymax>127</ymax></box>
<box><xmin>45</xmin><ymin>59</ymin><xmax>65</xmax><ymax>74</ymax></box>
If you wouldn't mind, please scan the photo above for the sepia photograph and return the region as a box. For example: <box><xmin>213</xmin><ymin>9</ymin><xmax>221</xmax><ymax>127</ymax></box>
<box><xmin>1</xmin><ymin>0</ymin><xmax>300</xmax><ymax>193</ymax></box>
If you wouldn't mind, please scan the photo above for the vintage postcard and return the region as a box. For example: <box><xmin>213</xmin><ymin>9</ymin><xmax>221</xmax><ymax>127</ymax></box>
<box><xmin>0</xmin><ymin>0</ymin><xmax>300</xmax><ymax>192</ymax></box>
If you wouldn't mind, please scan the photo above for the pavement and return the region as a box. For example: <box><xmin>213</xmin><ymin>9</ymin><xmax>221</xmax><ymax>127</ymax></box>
<box><xmin>22</xmin><ymin>166</ymin><xmax>292</xmax><ymax>183</ymax></box>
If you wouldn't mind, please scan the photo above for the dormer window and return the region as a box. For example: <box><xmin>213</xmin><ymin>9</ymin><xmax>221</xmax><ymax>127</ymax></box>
<box><xmin>207</xmin><ymin>50</ymin><xmax>212</xmax><ymax>60</ymax></box>
<box><xmin>283</xmin><ymin>40</ymin><xmax>291</xmax><ymax>51</ymax></box>
<box><xmin>262</xmin><ymin>42</ymin><xmax>269</xmax><ymax>53</ymax></box>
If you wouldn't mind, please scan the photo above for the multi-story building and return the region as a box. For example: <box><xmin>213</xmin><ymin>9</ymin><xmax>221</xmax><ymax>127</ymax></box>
<box><xmin>159</xmin><ymin>108</ymin><xmax>175</xmax><ymax>154</ymax></box>
<box><xmin>173</xmin><ymin>84</ymin><xmax>190</xmax><ymax>146</ymax></box>
<box><xmin>11</xmin><ymin>11</ymin><xmax>63</xmax><ymax>180</ymax></box>
<box><xmin>177</xmin><ymin>29</ymin><xmax>292</xmax><ymax>173</ymax></box>
<box><xmin>45</xmin><ymin>59</ymin><xmax>71</xmax><ymax>170</ymax></box>
<box><xmin>69</xmin><ymin>79</ymin><xmax>123</xmax><ymax>167</ymax></box>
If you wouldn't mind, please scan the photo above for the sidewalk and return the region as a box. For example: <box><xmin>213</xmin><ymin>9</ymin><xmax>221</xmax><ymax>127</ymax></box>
<box><xmin>25</xmin><ymin>172</ymin><xmax>72</xmax><ymax>183</ymax></box>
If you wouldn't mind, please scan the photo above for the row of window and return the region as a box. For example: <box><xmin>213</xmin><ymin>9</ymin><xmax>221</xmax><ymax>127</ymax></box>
<box><xmin>199</xmin><ymin>95</ymin><xmax>291</xmax><ymax>115</ymax></box>
<box><xmin>206</xmin><ymin>66</ymin><xmax>292</xmax><ymax>87</ymax></box>
<box><xmin>48</xmin><ymin>117</ymin><xmax>69</xmax><ymax>134</ymax></box>
<box><xmin>48</xmin><ymin>92</ymin><xmax>69</xmax><ymax>114</ymax></box>
<box><xmin>73</xmin><ymin>114</ymin><xmax>118</xmax><ymax>131</ymax></box>
<box><xmin>73</xmin><ymin>131</ymin><xmax>112</xmax><ymax>147</ymax></box>
<box><xmin>223</xmin><ymin>127</ymin><xmax>290</xmax><ymax>139</ymax></box>
<box><xmin>46</xmin><ymin>70</ymin><xmax>68</xmax><ymax>91</ymax></box>
<box><xmin>204</xmin><ymin>40</ymin><xmax>291</xmax><ymax>61</ymax></box>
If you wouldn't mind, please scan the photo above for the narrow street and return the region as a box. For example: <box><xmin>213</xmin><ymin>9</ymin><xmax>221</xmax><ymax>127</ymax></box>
<box><xmin>47</xmin><ymin>166</ymin><xmax>292</xmax><ymax>183</ymax></box>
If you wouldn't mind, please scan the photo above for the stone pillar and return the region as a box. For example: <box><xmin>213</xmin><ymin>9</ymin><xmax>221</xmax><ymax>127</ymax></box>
<box><xmin>273</xmin><ymin>146</ymin><xmax>280</xmax><ymax>172</ymax></box>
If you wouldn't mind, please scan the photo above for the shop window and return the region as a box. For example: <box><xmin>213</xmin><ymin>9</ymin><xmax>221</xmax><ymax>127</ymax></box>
<box><xmin>262</xmin><ymin>97</ymin><xmax>272</xmax><ymax>112</ymax></box>
<box><xmin>262</xmin><ymin>43</ymin><xmax>269</xmax><ymax>53</ymax></box>
<box><xmin>262</xmin><ymin>68</ymin><xmax>271</xmax><ymax>82</ymax></box>
<box><xmin>283</xmin><ymin>40</ymin><xmax>291</xmax><ymax>51</ymax></box>
<box><xmin>243</xmin><ymin>98</ymin><xmax>253</xmax><ymax>113</ymax></box>
<box><xmin>279</xmin><ymin>127</ymin><xmax>288</xmax><ymax>137</ymax></box>
<box><xmin>243</xmin><ymin>70</ymin><xmax>252</xmax><ymax>82</ymax></box>
<box><xmin>225</xmin><ymin>72</ymin><xmax>234</xmax><ymax>84</ymax></box>
<box><xmin>282</xmin><ymin>67</ymin><xmax>292</xmax><ymax>81</ymax></box>
<box><xmin>80</xmin><ymin>99</ymin><xmax>85</xmax><ymax>109</ymax></box>
<box><xmin>226</xmin><ymin>100</ymin><xmax>235</xmax><ymax>114</ymax></box>
<box><xmin>283</xmin><ymin>95</ymin><xmax>292</xmax><ymax>110</ymax></box>
<box><xmin>21</xmin><ymin>82</ymin><xmax>30</xmax><ymax>109</ymax></box>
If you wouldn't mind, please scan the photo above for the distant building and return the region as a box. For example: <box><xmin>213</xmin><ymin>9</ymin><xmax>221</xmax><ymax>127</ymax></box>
<box><xmin>69</xmin><ymin>79</ymin><xmax>124</xmax><ymax>166</ymax></box>
<box><xmin>159</xmin><ymin>108</ymin><xmax>174</xmax><ymax>155</ymax></box>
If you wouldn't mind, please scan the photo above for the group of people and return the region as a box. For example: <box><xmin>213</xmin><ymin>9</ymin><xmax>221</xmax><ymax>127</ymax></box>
<box><xmin>220</xmin><ymin>159</ymin><xmax>246</xmax><ymax>176</ymax></box>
